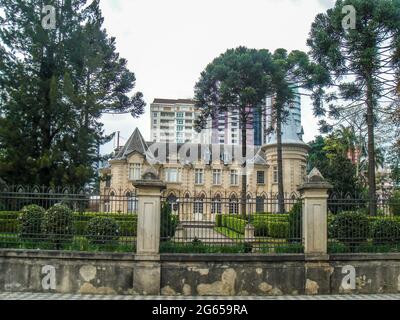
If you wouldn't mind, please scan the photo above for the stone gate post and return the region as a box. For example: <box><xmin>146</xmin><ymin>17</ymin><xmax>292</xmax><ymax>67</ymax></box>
<box><xmin>132</xmin><ymin>170</ymin><xmax>166</xmax><ymax>295</ymax></box>
<box><xmin>298</xmin><ymin>168</ymin><xmax>333</xmax><ymax>295</ymax></box>
<box><xmin>298</xmin><ymin>168</ymin><xmax>332</xmax><ymax>256</ymax></box>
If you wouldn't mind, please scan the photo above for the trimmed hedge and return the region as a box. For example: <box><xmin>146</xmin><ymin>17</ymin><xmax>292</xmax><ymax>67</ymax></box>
<box><xmin>288</xmin><ymin>201</ymin><xmax>302</xmax><ymax>242</ymax></box>
<box><xmin>0</xmin><ymin>211</ymin><xmax>20</xmax><ymax>219</ymax></box>
<box><xmin>220</xmin><ymin>216</ymin><xmax>246</xmax><ymax>235</ymax></box>
<box><xmin>370</xmin><ymin>219</ymin><xmax>400</xmax><ymax>245</ymax></box>
<box><xmin>87</xmin><ymin>217</ymin><xmax>120</xmax><ymax>245</ymax></box>
<box><xmin>0</xmin><ymin>219</ymin><xmax>19</xmax><ymax>233</ymax></box>
<box><xmin>253</xmin><ymin>219</ymin><xmax>268</xmax><ymax>237</ymax></box>
<box><xmin>329</xmin><ymin>211</ymin><xmax>370</xmax><ymax>246</ymax></box>
<box><xmin>0</xmin><ymin>211</ymin><xmax>138</xmax><ymax>237</ymax></box>
<box><xmin>267</xmin><ymin>221</ymin><xmax>289</xmax><ymax>238</ymax></box>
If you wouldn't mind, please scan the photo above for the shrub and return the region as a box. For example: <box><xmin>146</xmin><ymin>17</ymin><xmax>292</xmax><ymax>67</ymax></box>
<box><xmin>215</xmin><ymin>214</ymin><xmax>223</xmax><ymax>227</ymax></box>
<box><xmin>328</xmin><ymin>242</ymin><xmax>350</xmax><ymax>253</ymax></box>
<box><xmin>160</xmin><ymin>203</ymin><xmax>179</xmax><ymax>240</ymax></box>
<box><xmin>370</xmin><ymin>219</ymin><xmax>400</xmax><ymax>245</ymax></box>
<box><xmin>288</xmin><ymin>201</ymin><xmax>302</xmax><ymax>242</ymax></box>
<box><xmin>267</xmin><ymin>221</ymin><xmax>289</xmax><ymax>238</ymax></box>
<box><xmin>73</xmin><ymin>213</ymin><xmax>137</xmax><ymax>237</ymax></box>
<box><xmin>0</xmin><ymin>211</ymin><xmax>20</xmax><ymax>219</ymax></box>
<box><xmin>221</xmin><ymin>216</ymin><xmax>246</xmax><ymax>234</ymax></box>
<box><xmin>328</xmin><ymin>214</ymin><xmax>336</xmax><ymax>238</ymax></box>
<box><xmin>253</xmin><ymin>219</ymin><xmax>268</xmax><ymax>237</ymax></box>
<box><xmin>87</xmin><ymin>217</ymin><xmax>120</xmax><ymax>245</ymax></box>
<box><xmin>0</xmin><ymin>218</ymin><xmax>19</xmax><ymax>233</ymax></box>
<box><xmin>18</xmin><ymin>205</ymin><xmax>45</xmax><ymax>241</ymax></box>
<box><xmin>42</xmin><ymin>204</ymin><xmax>74</xmax><ymax>247</ymax></box>
<box><xmin>330</xmin><ymin>211</ymin><xmax>370</xmax><ymax>247</ymax></box>
<box><xmin>118</xmin><ymin>217</ymin><xmax>137</xmax><ymax>237</ymax></box>
<box><xmin>389</xmin><ymin>191</ymin><xmax>400</xmax><ymax>216</ymax></box>
<box><xmin>275</xmin><ymin>243</ymin><xmax>304</xmax><ymax>254</ymax></box>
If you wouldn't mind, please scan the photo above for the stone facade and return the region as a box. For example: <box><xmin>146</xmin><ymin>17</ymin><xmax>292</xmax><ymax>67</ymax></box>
<box><xmin>99</xmin><ymin>128</ymin><xmax>309</xmax><ymax>217</ymax></box>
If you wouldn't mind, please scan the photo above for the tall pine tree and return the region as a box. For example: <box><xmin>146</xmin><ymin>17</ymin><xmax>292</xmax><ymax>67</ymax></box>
<box><xmin>0</xmin><ymin>0</ymin><xmax>144</xmax><ymax>187</ymax></box>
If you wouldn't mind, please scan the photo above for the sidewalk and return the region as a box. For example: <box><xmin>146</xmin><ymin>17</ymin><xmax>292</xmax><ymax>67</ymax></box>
<box><xmin>1</xmin><ymin>292</ymin><xmax>400</xmax><ymax>300</ymax></box>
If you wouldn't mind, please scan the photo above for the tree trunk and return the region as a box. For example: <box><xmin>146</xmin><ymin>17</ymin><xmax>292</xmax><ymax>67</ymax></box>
<box><xmin>366</xmin><ymin>81</ymin><xmax>377</xmax><ymax>216</ymax></box>
<box><xmin>240</xmin><ymin>109</ymin><xmax>247</xmax><ymax>219</ymax></box>
<box><xmin>276</xmin><ymin>105</ymin><xmax>285</xmax><ymax>214</ymax></box>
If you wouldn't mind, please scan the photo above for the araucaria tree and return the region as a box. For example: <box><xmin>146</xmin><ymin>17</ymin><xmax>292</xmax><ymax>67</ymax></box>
<box><xmin>0</xmin><ymin>0</ymin><xmax>145</xmax><ymax>186</ymax></box>
<box><xmin>268</xmin><ymin>49</ymin><xmax>328</xmax><ymax>213</ymax></box>
<box><xmin>307</xmin><ymin>0</ymin><xmax>400</xmax><ymax>215</ymax></box>
<box><xmin>194</xmin><ymin>47</ymin><xmax>273</xmax><ymax>216</ymax></box>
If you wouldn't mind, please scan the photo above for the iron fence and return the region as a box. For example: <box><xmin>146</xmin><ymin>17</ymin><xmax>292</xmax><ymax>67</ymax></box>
<box><xmin>0</xmin><ymin>185</ymin><xmax>138</xmax><ymax>253</ymax></box>
<box><xmin>160</xmin><ymin>194</ymin><xmax>303</xmax><ymax>254</ymax></box>
<box><xmin>327</xmin><ymin>192</ymin><xmax>400</xmax><ymax>253</ymax></box>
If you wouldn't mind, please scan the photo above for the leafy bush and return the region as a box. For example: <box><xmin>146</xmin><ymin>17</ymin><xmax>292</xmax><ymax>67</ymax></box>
<box><xmin>330</xmin><ymin>211</ymin><xmax>370</xmax><ymax>246</ymax></box>
<box><xmin>389</xmin><ymin>191</ymin><xmax>400</xmax><ymax>216</ymax></box>
<box><xmin>87</xmin><ymin>217</ymin><xmax>120</xmax><ymax>245</ymax></box>
<box><xmin>370</xmin><ymin>219</ymin><xmax>400</xmax><ymax>245</ymax></box>
<box><xmin>288</xmin><ymin>201</ymin><xmax>302</xmax><ymax>242</ymax></box>
<box><xmin>253</xmin><ymin>219</ymin><xmax>268</xmax><ymax>237</ymax></box>
<box><xmin>18</xmin><ymin>205</ymin><xmax>45</xmax><ymax>241</ymax></box>
<box><xmin>160</xmin><ymin>202</ymin><xmax>179</xmax><ymax>240</ymax></box>
<box><xmin>267</xmin><ymin>221</ymin><xmax>289</xmax><ymax>238</ymax></box>
<box><xmin>42</xmin><ymin>204</ymin><xmax>74</xmax><ymax>247</ymax></box>
<box><xmin>328</xmin><ymin>214</ymin><xmax>336</xmax><ymax>238</ymax></box>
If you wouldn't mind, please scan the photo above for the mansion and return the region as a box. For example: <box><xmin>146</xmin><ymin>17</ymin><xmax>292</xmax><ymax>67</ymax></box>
<box><xmin>99</xmin><ymin>105</ymin><xmax>310</xmax><ymax>218</ymax></box>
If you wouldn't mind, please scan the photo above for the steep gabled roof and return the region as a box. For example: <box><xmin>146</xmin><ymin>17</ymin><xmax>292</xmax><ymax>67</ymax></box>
<box><xmin>114</xmin><ymin>128</ymin><xmax>148</xmax><ymax>160</ymax></box>
<box><xmin>247</xmin><ymin>149</ymin><xmax>268</xmax><ymax>165</ymax></box>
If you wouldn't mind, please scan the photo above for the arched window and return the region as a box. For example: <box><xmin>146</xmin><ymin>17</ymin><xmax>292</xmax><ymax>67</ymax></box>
<box><xmin>126</xmin><ymin>191</ymin><xmax>137</xmax><ymax>213</ymax></box>
<box><xmin>256</xmin><ymin>196</ymin><xmax>265</xmax><ymax>213</ymax></box>
<box><xmin>229</xmin><ymin>195</ymin><xmax>239</xmax><ymax>215</ymax></box>
<box><xmin>167</xmin><ymin>194</ymin><xmax>178</xmax><ymax>212</ymax></box>
<box><xmin>212</xmin><ymin>195</ymin><xmax>222</xmax><ymax>214</ymax></box>
<box><xmin>194</xmin><ymin>194</ymin><xmax>205</xmax><ymax>214</ymax></box>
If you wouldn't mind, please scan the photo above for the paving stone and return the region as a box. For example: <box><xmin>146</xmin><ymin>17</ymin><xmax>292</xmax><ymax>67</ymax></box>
<box><xmin>1</xmin><ymin>292</ymin><xmax>400</xmax><ymax>300</ymax></box>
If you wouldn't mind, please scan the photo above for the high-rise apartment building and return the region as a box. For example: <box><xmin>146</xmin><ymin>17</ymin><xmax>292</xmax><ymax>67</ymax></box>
<box><xmin>150</xmin><ymin>92</ymin><xmax>304</xmax><ymax>147</ymax></box>
<box><xmin>150</xmin><ymin>99</ymin><xmax>211</xmax><ymax>144</ymax></box>
<box><xmin>263</xmin><ymin>89</ymin><xmax>304</xmax><ymax>145</ymax></box>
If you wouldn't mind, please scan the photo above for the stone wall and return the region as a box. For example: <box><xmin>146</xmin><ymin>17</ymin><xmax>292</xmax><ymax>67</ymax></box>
<box><xmin>2</xmin><ymin>250</ymin><xmax>400</xmax><ymax>296</ymax></box>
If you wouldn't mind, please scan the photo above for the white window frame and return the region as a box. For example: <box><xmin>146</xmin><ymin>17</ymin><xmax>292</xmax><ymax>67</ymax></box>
<box><xmin>129</xmin><ymin>163</ymin><xmax>141</xmax><ymax>181</ymax></box>
<box><xmin>165</xmin><ymin>168</ymin><xmax>180</xmax><ymax>183</ymax></box>
<box><xmin>195</xmin><ymin>169</ymin><xmax>204</xmax><ymax>185</ymax></box>
<box><xmin>213</xmin><ymin>169</ymin><xmax>222</xmax><ymax>185</ymax></box>
<box><xmin>273</xmin><ymin>166</ymin><xmax>278</xmax><ymax>184</ymax></box>
<box><xmin>230</xmin><ymin>170</ymin><xmax>239</xmax><ymax>186</ymax></box>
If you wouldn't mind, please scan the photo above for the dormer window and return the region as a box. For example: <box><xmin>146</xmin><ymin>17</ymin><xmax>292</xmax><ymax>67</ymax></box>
<box><xmin>129</xmin><ymin>163</ymin><xmax>141</xmax><ymax>180</ymax></box>
<box><xmin>222</xmin><ymin>152</ymin><xmax>231</xmax><ymax>164</ymax></box>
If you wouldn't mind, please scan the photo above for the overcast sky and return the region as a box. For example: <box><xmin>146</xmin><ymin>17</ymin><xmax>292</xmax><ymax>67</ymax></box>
<box><xmin>98</xmin><ymin>0</ymin><xmax>336</xmax><ymax>154</ymax></box>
